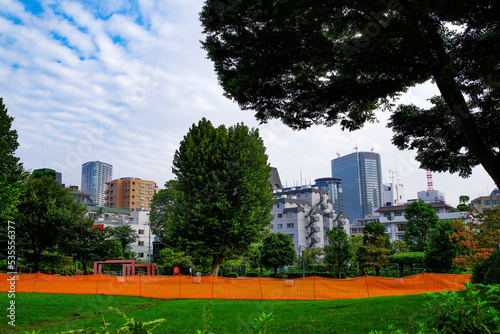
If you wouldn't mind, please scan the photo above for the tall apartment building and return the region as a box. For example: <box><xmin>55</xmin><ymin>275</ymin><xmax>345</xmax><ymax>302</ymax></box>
<box><xmin>105</xmin><ymin>177</ymin><xmax>157</xmax><ymax>212</ymax></box>
<box><xmin>331</xmin><ymin>151</ymin><xmax>382</xmax><ymax>223</ymax></box>
<box><xmin>270</xmin><ymin>187</ymin><xmax>349</xmax><ymax>254</ymax></box>
<box><xmin>313</xmin><ymin>177</ymin><xmax>344</xmax><ymax>214</ymax></box>
<box><xmin>81</xmin><ymin>161</ymin><xmax>113</xmax><ymax>206</ymax></box>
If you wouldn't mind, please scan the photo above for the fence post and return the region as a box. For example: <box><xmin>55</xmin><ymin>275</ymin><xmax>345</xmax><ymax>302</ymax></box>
<box><xmin>179</xmin><ymin>274</ymin><xmax>182</xmax><ymax>299</ymax></box>
<box><xmin>422</xmin><ymin>272</ymin><xmax>429</xmax><ymax>293</ymax></box>
<box><xmin>95</xmin><ymin>274</ymin><xmax>100</xmax><ymax>295</ymax></box>
<box><xmin>314</xmin><ymin>276</ymin><xmax>316</xmax><ymax>300</ymax></box>
<box><xmin>259</xmin><ymin>276</ymin><xmax>264</xmax><ymax>300</ymax></box>
<box><xmin>365</xmin><ymin>275</ymin><xmax>370</xmax><ymax>298</ymax></box>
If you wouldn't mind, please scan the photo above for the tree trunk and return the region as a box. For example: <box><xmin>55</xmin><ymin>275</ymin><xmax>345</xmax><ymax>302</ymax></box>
<box><xmin>397</xmin><ymin>1</ymin><xmax>500</xmax><ymax>187</ymax></box>
<box><xmin>208</xmin><ymin>254</ymin><xmax>224</xmax><ymax>276</ymax></box>
<box><xmin>419</xmin><ymin>10</ymin><xmax>500</xmax><ymax>187</ymax></box>
<box><xmin>33</xmin><ymin>248</ymin><xmax>41</xmax><ymax>272</ymax></box>
<box><xmin>338</xmin><ymin>265</ymin><xmax>342</xmax><ymax>279</ymax></box>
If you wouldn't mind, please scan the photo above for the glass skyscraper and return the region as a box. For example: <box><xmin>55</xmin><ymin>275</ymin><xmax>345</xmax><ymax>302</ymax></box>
<box><xmin>81</xmin><ymin>161</ymin><xmax>113</xmax><ymax>206</ymax></box>
<box><xmin>331</xmin><ymin>152</ymin><xmax>382</xmax><ymax>223</ymax></box>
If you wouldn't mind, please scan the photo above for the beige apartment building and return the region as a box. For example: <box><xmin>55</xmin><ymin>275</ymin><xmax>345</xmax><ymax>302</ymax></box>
<box><xmin>470</xmin><ymin>188</ymin><xmax>500</xmax><ymax>213</ymax></box>
<box><xmin>105</xmin><ymin>177</ymin><xmax>157</xmax><ymax>211</ymax></box>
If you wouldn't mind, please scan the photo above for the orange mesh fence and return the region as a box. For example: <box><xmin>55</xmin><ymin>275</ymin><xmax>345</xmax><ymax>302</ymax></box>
<box><xmin>1</xmin><ymin>273</ymin><xmax>470</xmax><ymax>300</ymax></box>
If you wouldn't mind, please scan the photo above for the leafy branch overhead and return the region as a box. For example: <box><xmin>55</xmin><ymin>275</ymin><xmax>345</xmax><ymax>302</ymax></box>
<box><xmin>200</xmin><ymin>0</ymin><xmax>500</xmax><ymax>186</ymax></box>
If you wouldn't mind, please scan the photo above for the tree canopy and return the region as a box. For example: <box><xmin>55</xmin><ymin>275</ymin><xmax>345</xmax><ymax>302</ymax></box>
<box><xmin>15</xmin><ymin>174</ymin><xmax>90</xmax><ymax>271</ymax></box>
<box><xmin>403</xmin><ymin>201</ymin><xmax>439</xmax><ymax>251</ymax></box>
<box><xmin>363</xmin><ymin>221</ymin><xmax>391</xmax><ymax>249</ymax></box>
<box><xmin>160</xmin><ymin>118</ymin><xmax>274</xmax><ymax>276</ymax></box>
<box><xmin>261</xmin><ymin>233</ymin><xmax>296</xmax><ymax>277</ymax></box>
<box><xmin>324</xmin><ymin>226</ymin><xmax>354</xmax><ymax>279</ymax></box>
<box><xmin>200</xmin><ymin>0</ymin><xmax>500</xmax><ymax>187</ymax></box>
<box><xmin>424</xmin><ymin>220</ymin><xmax>458</xmax><ymax>273</ymax></box>
<box><xmin>0</xmin><ymin>98</ymin><xmax>24</xmax><ymax>223</ymax></box>
<box><xmin>112</xmin><ymin>225</ymin><xmax>140</xmax><ymax>252</ymax></box>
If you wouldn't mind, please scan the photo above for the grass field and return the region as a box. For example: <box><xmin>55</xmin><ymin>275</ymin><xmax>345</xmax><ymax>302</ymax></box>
<box><xmin>1</xmin><ymin>292</ymin><xmax>432</xmax><ymax>333</ymax></box>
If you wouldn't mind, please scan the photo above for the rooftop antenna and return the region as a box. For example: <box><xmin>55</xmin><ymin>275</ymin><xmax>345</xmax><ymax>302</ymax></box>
<box><xmin>354</xmin><ymin>142</ymin><xmax>358</xmax><ymax>152</ymax></box>
<box><xmin>371</xmin><ymin>143</ymin><xmax>374</xmax><ymax>152</ymax></box>
<box><xmin>426</xmin><ymin>169</ymin><xmax>434</xmax><ymax>191</ymax></box>
<box><xmin>336</xmin><ymin>148</ymin><xmax>340</xmax><ymax>158</ymax></box>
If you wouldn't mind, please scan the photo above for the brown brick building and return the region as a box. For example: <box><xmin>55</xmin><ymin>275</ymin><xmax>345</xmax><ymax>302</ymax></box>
<box><xmin>105</xmin><ymin>177</ymin><xmax>157</xmax><ymax>211</ymax></box>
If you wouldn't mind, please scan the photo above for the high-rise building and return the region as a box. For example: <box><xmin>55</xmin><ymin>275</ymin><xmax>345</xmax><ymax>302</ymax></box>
<box><xmin>81</xmin><ymin>161</ymin><xmax>113</xmax><ymax>206</ymax></box>
<box><xmin>105</xmin><ymin>177</ymin><xmax>157</xmax><ymax>211</ymax></box>
<box><xmin>331</xmin><ymin>151</ymin><xmax>382</xmax><ymax>223</ymax></box>
<box><xmin>33</xmin><ymin>168</ymin><xmax>62</xmax><ymax>185</ymax></box>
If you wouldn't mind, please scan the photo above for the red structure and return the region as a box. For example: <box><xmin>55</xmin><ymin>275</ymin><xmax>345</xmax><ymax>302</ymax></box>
<box><xmin>93</xmin><ymin>260</ymin><xmax>155</xmax><ymax>276</ymax></box>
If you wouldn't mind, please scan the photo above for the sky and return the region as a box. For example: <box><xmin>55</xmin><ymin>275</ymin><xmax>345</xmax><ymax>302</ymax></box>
<box><xmin>0</xmin><ymin>0</ymin><xmax>496</xmax><ymax>208</ymax></box>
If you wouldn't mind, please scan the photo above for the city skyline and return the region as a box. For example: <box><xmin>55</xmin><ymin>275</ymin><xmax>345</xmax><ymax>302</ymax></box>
<box><xmin>0</xmin><ymin>0</ymin><xmax>496</xmax><ymax>208</ymax></box>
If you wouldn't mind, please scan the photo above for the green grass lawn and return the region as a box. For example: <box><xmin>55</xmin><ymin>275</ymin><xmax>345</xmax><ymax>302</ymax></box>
<box><xmin>1</xmin><ymin>292</ymin><xmax>430</xmax><ymax>333</ymax></box>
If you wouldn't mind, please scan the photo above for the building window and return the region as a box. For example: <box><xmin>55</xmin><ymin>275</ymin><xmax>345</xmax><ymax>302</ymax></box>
<box><xmin>288</xmin><ymin>234</ymin><xmax>294</xmax><ymax>239</ymax></box>
<box><xmin>138</xmin><ymin>229</ymin><xmax>145</xmax><ymax>235</ymax></box>
<box><xmin>395</xmin><ymin>211</ymin><xmax>402</xmax><ymax>216</ymax></box>
<box><xmin>384</xmin><ymin>213</ymin><xmax>391</xmax><ymax>218</ymax></box>
<box><xmin>286</xmin><ymin>212</ymin><xmax>294</xmax><ymax>218</ymax></box>
<box><xmin>138</xmin><ymin>252</ymin><xmax>144</xmax><ymax>258</ymax></box>
<box><xmin>485</xmin><ymin>200</ymin><xmax>491</xmax><ymax>205</ymax></box>
<box><xmin>277</xmin><ymin>224</ymin><xmax>283</xmax><ymax>229</ymax></box>
<box><xmin>276</xmin><ymin>203</ymin><xmax>281</xmax><ymax>208</ymax></box>
<box><xmin>277</xmin><ymin>213</ymin><xmax>283</xmax><ymax>218</ymax></box>
<box><xmin>138</xmin><ymin>241</ymin><xmax>144</xmax><ymax>246</ymax></box>
<box><xmin>270</xmin><ymin>225</ymin><xmax>274</xmax><ymax>229</ymax></box>
<box><xmin>287</xmin><ymin>223</ymin><xmax>294</xmax><ymax>228</ymax></box>
<box><xmin>493</xmin><ymin>200</ymin><xmax>498</xmax><ymax>205</ymax></box>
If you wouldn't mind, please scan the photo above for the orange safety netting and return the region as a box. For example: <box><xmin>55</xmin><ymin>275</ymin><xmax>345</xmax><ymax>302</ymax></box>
<box><xmin>0</xmin><ymin>273</ymin><xmax>470</xmax><ymax>300</ymax></box>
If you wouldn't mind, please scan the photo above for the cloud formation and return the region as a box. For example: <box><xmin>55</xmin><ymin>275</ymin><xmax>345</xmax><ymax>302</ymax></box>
<box><xmin>0</xmin><ymin>0</ymin><xmax>494</xmax><ymax>206</ymax></box>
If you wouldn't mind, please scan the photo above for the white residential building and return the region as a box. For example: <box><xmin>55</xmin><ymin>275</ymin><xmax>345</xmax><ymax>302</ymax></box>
<box><xmin>88</xmin><ymin>207</ymin><xmax>155</xmax><ymax>261</ymax></box>
<box><xmin>270</xmin><ymin>187</ymin><xmax>349</xmax><ymax>254</ymax></box>
<box><xmin>376</xmin><ymin>202</ymin><xmax>468</xmax><ymax>242</ymax></box>
<box><xmin>417</xmin><ymin>190</ymin><xmax>445</xmax><ymax>203</ymax></box>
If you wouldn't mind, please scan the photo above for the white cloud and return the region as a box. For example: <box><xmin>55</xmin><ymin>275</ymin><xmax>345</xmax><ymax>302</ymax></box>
<box><xmin>0</xmin><ymin>0</ymin><xmax>495</xmax><ymax>208</ymax></box>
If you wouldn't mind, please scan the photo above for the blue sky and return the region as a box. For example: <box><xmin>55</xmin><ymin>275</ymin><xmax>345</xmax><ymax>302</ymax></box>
<box><xmin>0</xmin><ymin>0</ymin><xmax>495</xmax><ymax>206</ymax></box>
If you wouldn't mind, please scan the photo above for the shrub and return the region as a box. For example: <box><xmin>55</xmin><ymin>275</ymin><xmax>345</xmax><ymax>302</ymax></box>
<box><xmin>423</xmin><ymin>282</ymin><xmax>500</xmax><ymax>333</ymax></box>
<box><xmin>275</xmin><ymin>273</ymin><xmax>287</xmax><ymax>279</ymax></box>
<box><xmin>224</xmin><ymin>272</ymin><xmax>238</xmax><ymax>278</ymax></box>
<box><xmin>471</xmin><ymin>250</ymin><xmax>500</xmax><ymax>284</ymax></box>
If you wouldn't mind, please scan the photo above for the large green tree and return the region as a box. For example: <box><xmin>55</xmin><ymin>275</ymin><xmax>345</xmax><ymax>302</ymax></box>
<box><xmin>15</xmin><ymin>174</ymin><xmax>89</xmax><ymax>271</ymax></box>
<box><xmin>403</xmin><ymin>201</ymin><xmax>439</xmax><ymax>251</ymax></box>
<box><xmin>165</xmin><ymin>118</ymin><xmax>274</xmax><ymax>276</ymax></box>
<box><xmin>59</xmin><ymin>223</ymin><xmax>122</xmax><ymax>274</ymax></box>
<box><xmin>261</xmin><ymin>233</ymin><xmax>296</xmax><ymax>277</ymax></box>
<box><xmin>324</xmin><ymin>226</ymin><xmax>354</xmax><ymax>279</ymax></box>
<box><xmin>363</xmin><ymin>221</ymin><xmax>391</xmax><ymax>250</ymax></box>
<box><xmin>201</xmin><ymin>1</ymin><xmax>500</xmax><ymax>187</ymax></box>
<box><xmin>424</xmin><ymin>220</ymin><xmax>458</xmax><ymax>273</ymax></box>
<box><xmin>0</xmin><ymin>97</ymin><xmax>24</xmax><ymax>223</ymax></box>
<box><xmin>112</xmin><ymin>225</ymin><xmax>140</xmax><ymax>253</ymax></box>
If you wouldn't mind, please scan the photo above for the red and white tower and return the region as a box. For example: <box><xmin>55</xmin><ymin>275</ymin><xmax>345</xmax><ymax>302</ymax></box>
<box><xmin>426</xmin><ymin>169</ymin><xmax>434</xmax><ymax>191</ymax></box>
